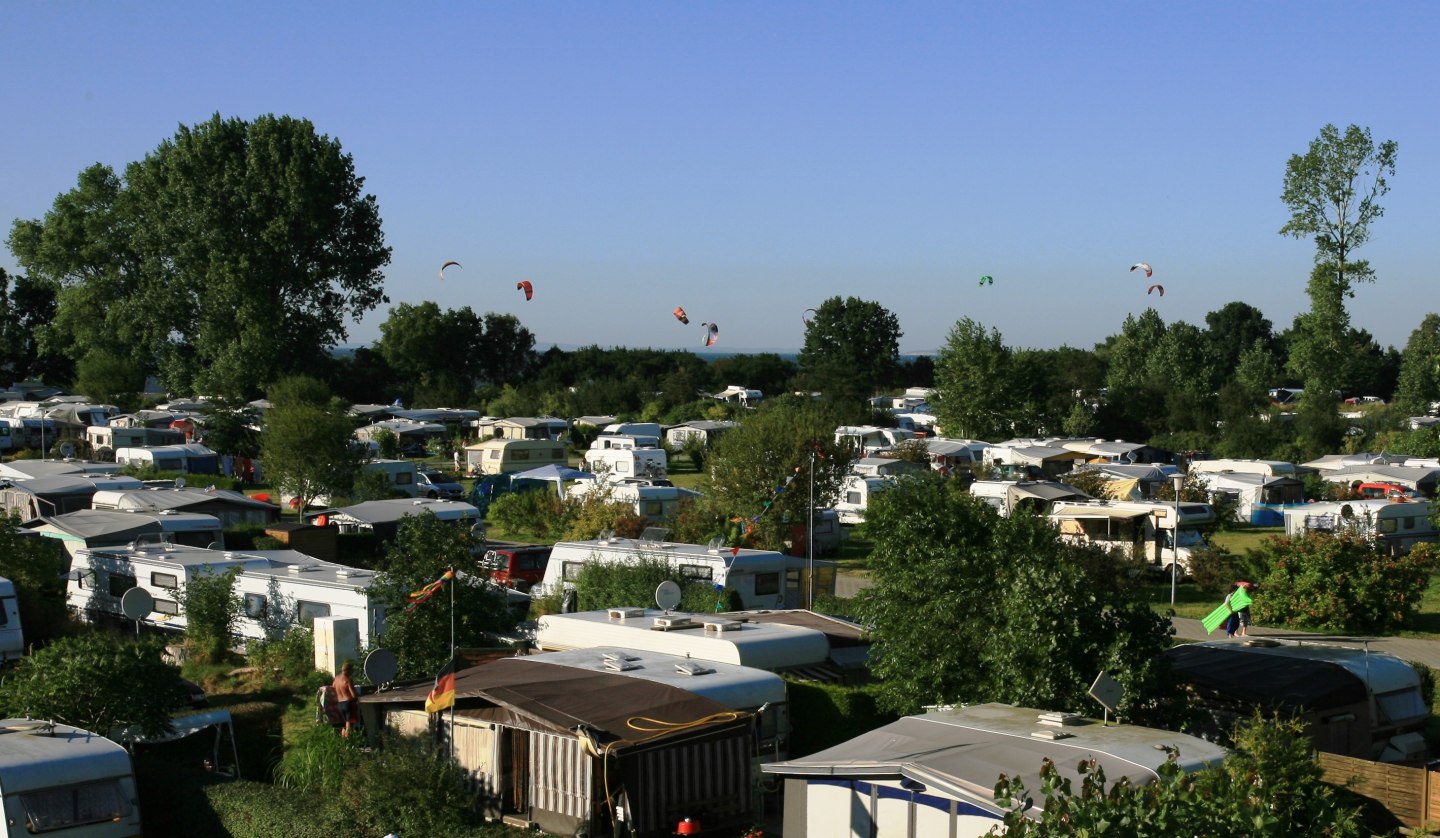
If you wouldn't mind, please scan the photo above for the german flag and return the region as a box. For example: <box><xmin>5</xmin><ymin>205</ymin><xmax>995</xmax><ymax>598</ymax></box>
<box><xmin>425</xmin><ymin>656</ymin><xmax>457</xmax><ymax>714</ymax></box>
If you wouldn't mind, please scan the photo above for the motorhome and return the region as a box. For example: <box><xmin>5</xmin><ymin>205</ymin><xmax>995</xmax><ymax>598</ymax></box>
<box><xmin>0</xmin><ymin>718</ymin><xmax>143</xmax><ymax>837</ymax></box>
<box><xmin>66</xmin><ymin>542</ymin><xmax>384</xmax><ymax>648</ymax></box>
<box><xmin>536</xmin><ymin>532</ymin><xmax>836</xmax><ymax>610</ymax></box>
<box><xmin>0</xmin><ymin>578</ymin><xmax>21</xmax><ymax>666</ymax></box>
<box><xmin>1187</xmin><ymin>458</ymin><xmax>1307</xmax><ymax>478</ymax></box>
<box><xmin>834</xmin><ymin>475</ymin><xmax>895</xmax><ymax>525</ymax></box>
<box><xmin>834</xmin><ymin>425</ymin><xmax>916</xmax><ymax>456</ymax></box>
<box><xmin>1283</xmin><ymin>499</ymin><xmax>1439</xmax><ymax>554</ymax></box>
<box><xmin>582</xmin><ymin>445</ymin><xmax>667</xmax><ymax>482</ymax></box>
<box><xmin>1048</xmin><ymin>499</ymin><xmax>1217</xmax><ymax>570</ymax></box>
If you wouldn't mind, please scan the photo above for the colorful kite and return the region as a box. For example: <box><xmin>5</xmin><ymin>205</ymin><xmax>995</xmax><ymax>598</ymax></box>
<box><xmin>516</xmin><ymin>280</ymin><xmax>534</xmax><ymax>301</ymax></box>
<box><xmin>978</xmin><ymin>275</ymin><xmax>994</xmax><ymax>287</ymax></box>
<box><xmin>439</xmin><ymin>260</ymin><xmax>461</xmax><ymax>280</ymax></box>
<box><xmin>673</xmin><ymin>307</ymin><xmax>690</xmax><ymax>325</ymax></box>
<box><xmin>1130</xmin><ymin>262</ymin><xmax>1153</xmax><ymax>278</ymax></box>
<box><xmin>1147</xmin><ymin>284</ymin><xmax>1165</xmax><ymax>296</ymax></box>
<box><xmin>701</xmin><ymin>322</ymin><xmax>719</xmax><ymax>347</ymax></box>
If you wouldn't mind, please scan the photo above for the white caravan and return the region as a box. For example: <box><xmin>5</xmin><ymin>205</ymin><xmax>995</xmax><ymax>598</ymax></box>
<box><xmin>0</xmin><ymin>578</ymin><xmax>21</xmax><ymax>666</ymax></box>
<box><xmin>537</xmin><ymin>532</ymin><xmax>836</xmax><ymax>610</ymax></box>
<box><xmin>1048</xmin><ymin>499</ymin><xmax>1216</xmax><ymax>570</ymax></box>
<box><xmin>582</xmin><ymin>446</ymin><xmax>668</xmax><ymax>482</ymax></box>
<box><xmin>833</xmin><ymin>475</ymin><xmax>895</xmax><ymax>525</ymax></box>
<box><xmin>1283</xmin><ymin>499</ymin><xmax>1439</xmax><ymax>554</ymax></box>
<box><xmin>66</xmin><ymin>541</ymin><xmax>384</xmax><ymax>648</ymax></box>
<box><xmin>0</xmin><ymin>718</ymin><xmax>143</xmax><ymax>837</ymax></box>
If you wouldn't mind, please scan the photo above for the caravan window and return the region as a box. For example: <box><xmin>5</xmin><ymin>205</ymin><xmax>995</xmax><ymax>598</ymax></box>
<box><xmin>513</xmin><ymin>450</ymin><xmax>530</xmax><ymax>461</ymax></box>
<box><xmin>108</xmin><ymin>573</ymin><xmax>137</xmax><ymax>598</ymax></box>
<box><xmin>0</xmin><ymin>597</ymin><xmax>11</xmax><ymax>626</ymax></box>
<box><xmin>641</xmin><ymin>501</ymin><xmax>664</xmax><ymax>517</ymax></box>
<box><xmin>755</xmin><ymin>572</ymin><xmax>780</xmax><ymax>596</ymax></box>
<box><xmin>1379</xmin><ymin>517</ymin><xmax>1398</xmax><ymax>534</ymax></box>
<box><xmin>154</xmin><ymin>599</ymin><xmax>179</xmax><ymax>616</ymax></box>
<box><xmin>297</xmin><ymin>601</ymin><xmax>331</xmax><ymax>625</ymax></box>
<box><xmin>244</xmin><ymin>593</ymin><xmax>268</xmax><ymax>619</ymax></box>
<box><xmin>20</xmin><ymin>779</ymin><xmax>132</xmax><ymax>832</ymax></box>
<box><xmin>616</xmin><ymin>462</ymin><xmax>630</xmax><ymax>474</ymax></box>
<box><xmin>1376</xmin><ymin>688</ymin><xmax>1428</xmax><ymax>725</ymax></box>
<box><xmin>151</xmin><ymin>572</ymin><xmax>178</xmax><ymax>589</ymax></box>
<box><xmin>395</xmin><ymin>472</ymin><xmax>413</xmax><ymax>486</ymax></box>
<box><xmin>562</xmin><ymin>562</ymin><xmax>585</xmax><ymax>582</ymax></box>
<box><xmin>550</xmin><ymin>448</ymin><xmax>563</xmax><ymax>460</ymax></box>
<box><xmin>678</xmin><ymin>564</ymin><xmax>713</xmax><ymax>581</ymax></box>
<box><xmin>846</xmin><ymin>490</ymin><xmax>862</xmax><ymax>505</ymax></box>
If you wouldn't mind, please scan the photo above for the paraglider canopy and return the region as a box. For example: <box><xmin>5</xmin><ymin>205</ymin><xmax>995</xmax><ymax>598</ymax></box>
<box><xmin>673</xmin><ymin>307</ymin><xmax>690</xmax><ymax>325</ymax></box>
<box><xmin>439</xmin><ymin>260</ymin><xmax>461</xmax><ymax>280</ymax></box>
<box><xmin>516</xmin><ymin>280</ymin><xmax>534</xmax><ymax>301</ymax></box>
<box><xmin>1147</xmin><ymin>284</ymin><xmax>1165</xmax><ymax>296</ymax></box>
<box><xmin>1130</xmin><ymin>262</ymin><xmax>1153</xmax><ymax>278</ymax></box>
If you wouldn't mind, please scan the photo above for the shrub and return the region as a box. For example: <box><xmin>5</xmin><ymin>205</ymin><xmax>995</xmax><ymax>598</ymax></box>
<box><xmin>488</xmin><ymin>489</ymin><xmax>564</xmax><ymax>541</ymax></box>
<box><xmin>574</xmin><ymin>557</ymin><xmax>723</xmax><ymax>613</ymax></box>
<box><xmin>1187</xmin><ymin>545</ymin><xmax>1269</xmax><ymax>596</ymax></box>
<box><xmin>248</xmin><ymin>626</ymin><xmax>318</xmax><ymax>688</ymax></box>
<box><xmin>275</xmin><ymin>723</ymin><xmax>358</xmax><ymax>793</ymax></box>
<box><xmin>784</xmin><ymin>680</ymin><xmax>896</xmax><ymax>758</ymax></box>
<box><xmin>179</xmin><ymin>567</ymin><xmax>243</xmax><ymax>664</ymax></box>
<box><xmin>330</xmin><ymin>732</ymin><xmax>484</xmax><ymax>837</ymax></box>
<box><xmin>1254</xmin><ymin>532</ymin><xmax>1440</xmax><ymax>633</ymax></box>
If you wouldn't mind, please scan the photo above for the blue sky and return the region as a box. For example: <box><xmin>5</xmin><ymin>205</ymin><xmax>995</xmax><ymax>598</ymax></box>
<box><xmin>3</xmin><ymin>2</ymin><xmax>1437</xmax><ymax>356</ymax></box>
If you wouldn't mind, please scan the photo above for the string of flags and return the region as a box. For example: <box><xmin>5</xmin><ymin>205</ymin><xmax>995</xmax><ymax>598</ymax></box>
<box><xmin>406</xmin><ymin>568</ymin><xmax>455</xmax><ymax>612</ymax></box>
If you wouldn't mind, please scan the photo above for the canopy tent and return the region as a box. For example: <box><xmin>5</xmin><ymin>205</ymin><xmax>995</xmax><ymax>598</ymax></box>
<box><xmin>512</xmin><ymin>464</ymin><xmax>597</xmax><ymax>498</ymax></box>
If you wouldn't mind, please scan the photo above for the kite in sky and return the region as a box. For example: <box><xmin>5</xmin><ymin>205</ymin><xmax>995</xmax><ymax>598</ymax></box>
<box><xmin>701</xmin><ymin>322</ymin><xmax>719</xmax><ymax>347</ymax></box>
<box><xmin>1148</xmin><ymin>284</ymin><xmax>1165</xmax><ymax>297</ymax></box>
<box><xmin>673</xmin><ymin>307</ymin><xmax>690</xmax><ymax>325</ymax></box>
<box><xmin>1130</xmin><ymin>262</ymin><xmax>1153</xmax><ymax>278</ymax></box>
<box><xmin>802</xmin><ymin>308</ymin><xmax>817</xmax><ymax>325</ymax></box>
<box><xmin>439</xmin><ymin>260</ymin><xmax>461</xmax><ymax>280</ymax></box>
<box><xmin>978</xmin><ymin>275</ymin><xmax>994</xmax><ymax>287</ymax></box>
<box><xmin>516</xmin><ymin>280</ymin><xmax>534</xmax><ymax>301</ymax></box>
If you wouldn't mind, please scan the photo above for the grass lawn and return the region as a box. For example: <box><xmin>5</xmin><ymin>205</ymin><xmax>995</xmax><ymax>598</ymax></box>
<box><xmin>1208</xmin><ymin>526</ymin><xmax>1284</xmax><ymax>554</ymax></box>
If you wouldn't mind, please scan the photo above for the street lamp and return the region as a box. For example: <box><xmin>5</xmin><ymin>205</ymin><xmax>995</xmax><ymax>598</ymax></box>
<box><xmin>807</xmin><ymin>448</ymin><xmax>815</xmax><ymax>609</ymax></box>
<box><xmin>1170</xmin><ymin>473</ymin><xmax>1185</xmax><ymax>607</ymax></box>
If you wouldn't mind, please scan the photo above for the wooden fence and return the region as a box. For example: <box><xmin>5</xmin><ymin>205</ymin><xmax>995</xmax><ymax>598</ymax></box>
<box><xmin>1317</xmin><ymin>752</ymin><xmax>1439</xmax><ymax>829</ymax></box>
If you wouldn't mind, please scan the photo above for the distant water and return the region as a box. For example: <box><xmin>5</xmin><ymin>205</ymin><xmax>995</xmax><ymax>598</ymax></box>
<box><xmin>333</xmin><ymin>344</ymin><xmax>932</xmax><ymax>361</ymax></box>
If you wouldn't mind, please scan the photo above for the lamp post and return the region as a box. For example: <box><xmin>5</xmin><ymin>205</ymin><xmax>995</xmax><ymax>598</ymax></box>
<box><xmin>1170</xmin><ymin>473</ymin><xmax>1185</xmax><ymax>606</ymax></box>
<box><xmin>807</xmin><ymin>448</ymin><xmax>815</xmax><ymax>609</ymax></box>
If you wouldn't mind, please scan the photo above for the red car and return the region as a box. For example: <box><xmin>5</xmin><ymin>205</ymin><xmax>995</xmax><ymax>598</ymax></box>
<box><xmin>481</xmin><ymin>545</ymin><xmax>552</xmax><ymax>591</ymax></box>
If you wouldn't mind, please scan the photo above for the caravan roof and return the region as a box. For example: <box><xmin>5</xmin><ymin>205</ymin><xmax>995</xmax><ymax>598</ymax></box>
<box><xmin>536</xmin><ymin>608</ymin><xmax>831</xmax><ymax>671</ymax></box>
<box><xmin>328</xmin><ymin>498</ymin><xmax>479</xmax><ymax>526</ymax></box>
<box><xmin>524</xmin><ymin>646</ymin><xmax>787</xmax><ymax>710</ymax></box>
<box><xmin>0</xmin><ymin>718</ymin><xmax>136</xmax><ymax>795</ymax></box>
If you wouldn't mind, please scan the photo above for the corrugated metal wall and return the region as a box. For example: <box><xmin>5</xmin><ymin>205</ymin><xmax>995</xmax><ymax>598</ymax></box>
<box><xmin>530</xmin><ymin>731</ymin><xmax>594</xmax><ymax>823</ymax></box>
<box><xmin>629</xmin><ymin>732</ymin><xmax>751</xmax><ymax>833</ymax></box>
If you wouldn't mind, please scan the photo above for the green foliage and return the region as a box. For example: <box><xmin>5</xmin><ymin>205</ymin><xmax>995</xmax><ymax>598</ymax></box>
<box><xmin>0</xmin><ymin>513</ymin><xmax>71</xmax><ymax>645</ymax></box>
<box><xmin>573</xmin><ymin>557</ymin><xmax>723</xmax><ymax>613</ymax></box>
<box><xmin>856</xmin><ymin>479</ymin><xmax>1178</xmax><ymax>720</ymax></box>
<box><xmin>372</xmin><ymin>427</ymin><xmax>401</xmax><ymax>460</ymax></box>
<box><xmin>1253</xmin><ymin>531</ymin><xmax>1439</xmax><ymax>632</ymax></box>
<box><xmin>0</xmin><ymin>633</ymin><xmax>187</xmax><ymax>738</ymax></box>
<box><xmin>1394</xmin><ymin>313</ymin><xmax>1440</xmax><ymax>417</ymax></box>
<box><xmin>933</xmin><ymin>317</ymin><xmax>1013</xmax><ymax>440</ymax></box>
<box><xmin>995</xmin><ymin>715</ymin><xmax>1365</xmax><ymax>837</ymax></box>
<box><xmin>8</xmin><ymin>114</ymin><xmax>391</xmax><ymax>398</ymax></box>
<box><xmin>248</xmin><ymin>627</ymin><xmax>317</xmax><ymax>688</ymax></box>
<box><xmin>784</xmin><ymin>680</ymin><xmax>897</xmax><ymax>758</ymax></box>
<box><xmin>178</xmin><ymin>566</ymin><xmax>243</xmax><ymax>663</ymax></box>
<box><xmin>798</xmin><ymin>296</ymin><xmax>902</xmax><ymax>410</ymax></box>
<box><xmin>275</xmin><ymin>723</ymin><xmax>357</xmax><ymax>793</ymax></box>
<box><xmin>261</xmin><ymin>375</ymin><xmax>362</xmax><ymax>516</ymax></box>
<box><xmin>1187</xmin><ymin>545</ymin><xmax>1270</xmax><ymax>596</ymax></box>
<box><xmin>559</xmin><ymin>488</ymin><xmax>646</xmax><ymax>541</ymax></box>
<box><xmin>487</xmin><ymin>489</ymin><xmax>565</xmax><ymax>542</ymax></box>
<box><xmin>368</xmin><ymin>513</ymin><xmax>515</xmax><ymax>679</ymax></box>
<box><xmin>333</xmin><ymin>732</ymin><xmax>483</xmax><ymax>837</ymax></box>
<box><xmin>73</xmin><ymin>349</ymin><xmax>144</xmax><ymax>410</ymax></box>
<box><xmin>706</xmin><ymin>399</ymin><xmax>853</xmax><ymax>551</ymax></box>
<box><xmin>200</xmin><ymin>781</ymin><xmax>340</xmax><ymax>838</ymax></box>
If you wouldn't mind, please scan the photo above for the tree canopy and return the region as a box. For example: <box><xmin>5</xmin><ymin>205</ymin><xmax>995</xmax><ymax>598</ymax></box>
<box><xmin>799</xmin><ymin>296</ymin><xmax>902</xmax><ymax>411</ymax></box>
<box><xmin>7</xmin><ymin>113</ymin><xmax>391</xmax><ymax>399</ymax></box>
<box><xmin>855</xmin><ymin>478</ymin><xmax>1176</xmax><ymax>718</ymax></box>
<box><xmin>933</xmin><ymin>317</ymin><xmax>1013</xmax><ymax>440</ymax></box>
<box><xmin>259</xmin><ymin>376</ymin><xmax>362</xmax><ymax>516</ymax></box>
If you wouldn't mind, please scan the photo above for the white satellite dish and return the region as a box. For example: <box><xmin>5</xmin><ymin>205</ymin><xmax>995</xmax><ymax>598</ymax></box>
<box><xmin>175</xmin><ymin>476</ymin><xmax>187</xmax><ymax>489</ymax></box>
<box><xmin>120</xmin><ymin>587</ymin><xmax>154</xmax><ymax>621</ymax></box>
<box><xmin>364</xmin><ymin>648</ymin><xmax>399</xmax><ymax>686</ymax></box>
<box><xmin>58</xmin><ymin>441</ymin><xmax>76</xmax><ymax>459</ymax></box>
<box><xmin>655</xmin><ymin>580</ymin><xmax>682</xmax><ymax>612</ymax></box>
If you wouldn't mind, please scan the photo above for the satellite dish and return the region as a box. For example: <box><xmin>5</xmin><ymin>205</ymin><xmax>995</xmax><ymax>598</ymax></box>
<box><xmin>58</xmin><ymin>441</ymin><xmax>76</xmax><ymax>459</ymax></box>
<box><xmin>655</xmin><ymin>580</ymin><xmax>682</xmax><ymax>612</ymax></box>
<box><xmin>120</xmin><ymin>587</ymin><xmax>154</xmax><ymax>621</ymax></box>
<box><xmin>175</xmin><ymin>476</ymin><xmax>187</xmax><ymax>489</ymax></box>
<box><xmin>364</xmin><ymin>648</ymin><xmax>399</xmax><ymax>686</ymax></box>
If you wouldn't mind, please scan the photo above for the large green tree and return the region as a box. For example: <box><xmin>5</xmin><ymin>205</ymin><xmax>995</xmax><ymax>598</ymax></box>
<box><xmin>0</xmin><ymin>268</ymin><xmax>65</xmax><ymax>384</ymax></box>
<box><xmin>376</xmin><ymin>302</ymin><xmax>486</xmax><ymax>406</ymax></box>
<box><xmin>260</xmin><ymin>376</ymin><xmax>362</xmax><ymax>517</ymax></box>
<box><xmin>368</xmin><ymin>513</ymin><xmax>514</xmax><ymax>679</ymax></box>
<box><xmin>705</xmin><ymin>397</ymin><xmax>854</xmax><ymax>551</ymax></box>
<box><xmin>798</xmin><ymin>296</ymin><xmax>902</xmax><ymax>411</ymax></box>
<box><xmin>1394</xmin><ymin>314</ymin><xmax>1440</xmax><ymax>417</ymax></box>
<box><xmin>8</xmin><ymin>113</ymin><xmax>391</xmax><ymax>398</ymax></box>
<box><xmin>0</xmin><ymin>515</ymin><xmax>70</xmax><ymax>645</ymax></box>
<box><xmin>856</xmin><ymin>478</ymin><xmax>1176</xmax><ymax>718</ymax></box>
<box><xmin>933</xmin><ymin>317</ymin><xmax>1014</xmax><ymax>440</ymax></box>
<box><xmin>0</xmin><ymin>634</ymin><xmax>187</xmax><ymax>738</ymax></box>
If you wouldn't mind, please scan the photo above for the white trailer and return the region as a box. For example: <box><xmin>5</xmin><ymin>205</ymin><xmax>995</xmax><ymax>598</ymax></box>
<box><xmin>566</xmin><ymin>480</ymin><xmax>702</xmax><ymax>522</ymax></box>
<box><xmin>833</xmin><ymin>475</ymin><xmax>894</xmax><ymax>525</ymax></box>
<box><xmin>0</xmin><ymin>578</ymin><xmax>21</xmax><ymax>666</ymax></box>
<box><xmin>0</xmin><ymin>718</ymin><xmax>143</xmax><ymax>837</ymax></box>
<box><xmin>537</xmin><ymin>533</ymin><xmax>836</xmax><ymax>610</ymax></box>
<box><xmin>1048</xmin><ymin>499</ymin><xmax>1216</xmax><ymax>570</ymax></box>
<box><xmin>1283</xmin><ymin>499</ymin><xmax>1439</xmax><ymax>554</ymax></box>
<box><xmin>582</xmin><ymin>446</ymin><xmax>668</xmax><ymax>482</ymax></box>
<box><xmin>65</xmin><ymin>542</ymin><xmax>384</xmax><ymax>648</ymax></box>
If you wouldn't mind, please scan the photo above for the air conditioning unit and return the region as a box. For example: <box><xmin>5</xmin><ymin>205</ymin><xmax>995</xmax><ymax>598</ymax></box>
<box><xmin>608</xmin><ymin>608</ymin><xmax>645</xmax><ymax>620</ymax></box>
<box><xmin>704</xmin><ymin>620</ymin><xmax>741</xmax><ymax>634</ymax></box>
<box><xmin>653</xmin><ymin>616</ymin><xmax>693</xmax><ymax>629</ymax></box>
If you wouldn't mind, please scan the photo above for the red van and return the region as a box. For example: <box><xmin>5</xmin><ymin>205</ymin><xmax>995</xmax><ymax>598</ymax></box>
<box><xmin>481</xmin><ymin>545</ymin><xmax>552</xmax><ymax>591</ymax></box>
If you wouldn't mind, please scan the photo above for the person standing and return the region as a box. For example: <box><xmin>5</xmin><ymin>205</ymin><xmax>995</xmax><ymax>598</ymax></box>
<box><xmin>333</xmin><ymin>661</ymin><xmax>359</xmax><ymax>737</ymax></box>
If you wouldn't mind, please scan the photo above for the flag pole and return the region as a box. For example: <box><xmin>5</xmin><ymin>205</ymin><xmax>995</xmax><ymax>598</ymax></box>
<box><xmin>449</xmin><ymin>564</ymin><xmax>456</xmax><ymax>758</ymax></box>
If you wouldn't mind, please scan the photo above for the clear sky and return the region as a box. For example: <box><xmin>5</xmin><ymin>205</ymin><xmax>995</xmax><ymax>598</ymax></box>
<box><xmin>3</xmin><ymin>2</ymin><xmax>1437</xmax><ymax>356</ymax></box>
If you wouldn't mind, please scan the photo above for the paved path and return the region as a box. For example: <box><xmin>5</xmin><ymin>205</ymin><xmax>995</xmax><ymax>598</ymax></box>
<box><xmin>840</xmin><ymin>571</ymin><xmax>1440</xmax><ymax>668</ymax></box>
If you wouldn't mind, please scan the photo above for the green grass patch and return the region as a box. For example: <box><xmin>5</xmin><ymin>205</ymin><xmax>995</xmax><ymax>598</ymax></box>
<box><xmin>1144</xmin><ymin>578</ymin><xmax>1227</xmax><ymax>621</ymax></box>
<box><xmin>1208</xmin><ymin>526</ymin><xmax>1283</xmax><ymax>554</ymax></box>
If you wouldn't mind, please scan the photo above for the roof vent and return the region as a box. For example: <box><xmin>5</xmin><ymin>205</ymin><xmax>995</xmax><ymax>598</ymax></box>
<box><xmin>652</xmin><ymin>615</ymin><xmax>694</xmax><ymax>630</ymax></box>
<box><xmin>602</xmin><ymin>651</ymin><xmax>639</xmax><ymax>663</ymax></box>
<box><xmin>335</xmin><ymin>568</ymin><xmax>367</xmax><ymax>580</ymax></box>
<box><xmin>704</xmin><ymin>620</ymin><xmax>741</xmax><ymax>634</ymax></box>
<box><xmin>603</xmin><ymin>658</ymin><xmax>641</xmax><ymax>672</ymax></box>
<box><xmin>1243</xmin><ymin>638</ymin><xmax>1282</xmax><ymax>648</ymax></box>
<box><xmin>1030</xmin><ymin>729</ymin><xmax>1074</xmax><ymax>741</ymax></box>
<box><xmin>608</xmin><ymin>607</ymin><xmax>645</xmax><ymax>620</ymax></box>
<box><xmin>675</xmin><ymin>662</ymin><xmax>715</xmax><ymax>676</ymax></box>
<box><xmin>1036</xmin><ymin>712</ymin><xmax>1084</xmax><ymax>727</ymax></box>
<box><xmin>288</xmin><ymin>564</ymin><xmax>321</xmax><ymax>574</ymax></box>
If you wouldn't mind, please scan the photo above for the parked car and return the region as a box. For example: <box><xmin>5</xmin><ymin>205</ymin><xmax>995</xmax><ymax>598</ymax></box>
<box><xmin>416</xmin><ymin>469</ymin><xmax>463</xmax><ymax>500</ymax></box>
<box><xmin>481</xmin><ymin>545</ymin><xmax>552</xmax><ymax>591</ymax></box>
<box><xmin>400</xmin><ymin>441</ymin><xmax>429</xmax><ymax>458</ymax></box>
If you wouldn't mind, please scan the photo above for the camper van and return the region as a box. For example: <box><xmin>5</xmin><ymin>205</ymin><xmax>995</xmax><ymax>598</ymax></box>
<box><xmin>66</xmin><ymin>542</ymin><xmax>385</xmax><ymax>648</ymax></box>
<box><xmin>1049</xmin><ymin>499</ymin><xmax>1217</xmax><ymax>571</ymax></box>
<box><xmin>480</xmin><ymin>544</ymin><xmax>553</xmax><ymax>591</ymax></box>
<box><xmin>0</xmin><ymin>578</ymin><xmax>21</xmax><ymax>666</ymax></box>
<box><xmin>834</xmin><ymin>475</ymin><xmax>894</xmax><ymax>525</ymax></box>
<box><xmin>600</xmin><ymin>422</ymin><xmax>663</xmax><ymax>448</ymax></box>
<box><xmin>0</xmin><ymin>718</ymin><xmax>143</xmax><ymax>837</ymax></box>
<box><xmin>1283</xmin><ymin>499</ymin><xmax>1439</xmax><ymax>554</ymax></box>
<box><xmin>465</xmin><ymin>438</ymin><xmax>568</xmax><ymax>476</ymax></box>
<box><xmin>84</xmin><ymin>425</ymin><xmax>186</xmax><ymax>461</ymax></box>
<box><xmin>537</xmin><ymin>532</ymin><xmax>836</xmax><ymax>610</ymax></box>
<box><xmin>582</xmin><ymin>446</ymin><xmax>668</xmax><ymax>483</ymax></box>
